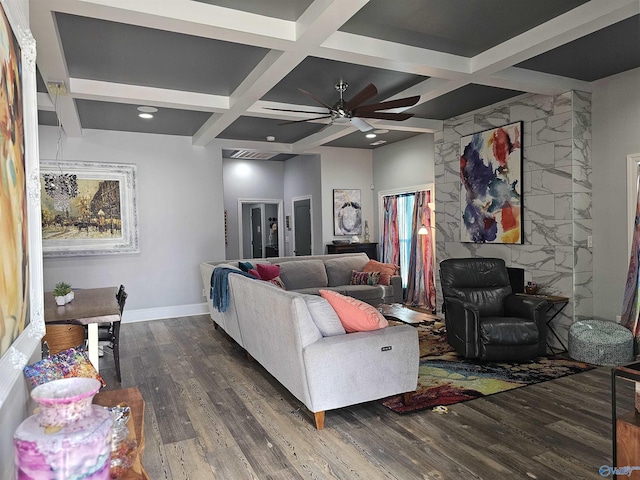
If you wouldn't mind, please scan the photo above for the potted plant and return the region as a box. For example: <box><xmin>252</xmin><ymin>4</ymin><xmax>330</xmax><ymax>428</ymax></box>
<box><xmin>53</xmin><ymin>282</ymin><xmax>72</xmax><ymax>306</ymax></box>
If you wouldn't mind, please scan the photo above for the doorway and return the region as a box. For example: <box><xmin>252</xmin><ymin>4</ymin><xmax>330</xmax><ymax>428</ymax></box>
<box><xmin>293</xmin><ymin>196</ymin><xmax>312</xmax><ymax>256</ymax></box>
<box><xmin>238</xmin><ymin>198</ymin><xmax>284</xmax><ymax>259</ymax></box>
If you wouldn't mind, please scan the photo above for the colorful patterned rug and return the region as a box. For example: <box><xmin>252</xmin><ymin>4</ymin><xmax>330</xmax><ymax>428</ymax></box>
<box><xmin>381</xmin><ymin>318</ymin><xmax>596</xmax><ymax>413</ymax></box>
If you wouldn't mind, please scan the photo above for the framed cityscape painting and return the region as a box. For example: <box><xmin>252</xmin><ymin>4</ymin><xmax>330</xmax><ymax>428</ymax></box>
<box><xmin>460</xmin><ymin>121</ymin><xmax>523</xmax><ymax>244</ymax></box>
<box><xmin>40</xmin><ymin>161</ymin><xmax>139</xmax><ymax>256</ymax></box>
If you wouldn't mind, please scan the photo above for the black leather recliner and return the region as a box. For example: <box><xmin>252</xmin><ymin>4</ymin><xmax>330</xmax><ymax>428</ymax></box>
<box><xmin>439</xmin><ymin>258</ymin><xmax>548</xmax><ymax>362</ymax></box>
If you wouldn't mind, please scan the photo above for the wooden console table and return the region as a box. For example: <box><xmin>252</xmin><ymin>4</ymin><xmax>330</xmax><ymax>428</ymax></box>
<box><xmin>326</xmin><ymin>242</ymin><xmax>378</xmax><ymax>260</ymax></box>
<box><xmin>94</xmin><ymin>387</ymin><xmax>149</xmax><ymax>480</ymax></box>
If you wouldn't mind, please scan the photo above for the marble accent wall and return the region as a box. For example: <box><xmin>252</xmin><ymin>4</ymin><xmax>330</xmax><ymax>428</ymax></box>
<box><xmin>434</xmin><ymin>91</ymin><xmax>593</xmax><ymax>348</ymax></box>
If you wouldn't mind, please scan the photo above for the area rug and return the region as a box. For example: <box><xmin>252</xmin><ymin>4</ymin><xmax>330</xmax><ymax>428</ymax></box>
<box><xmin>381</xmin><ymin>318</ymin><xmax>596</xmax><ymax>413</ymax></box>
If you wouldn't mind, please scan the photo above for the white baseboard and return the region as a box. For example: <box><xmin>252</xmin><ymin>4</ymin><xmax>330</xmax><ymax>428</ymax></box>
<box><xmin>122</xmin><ymin>302</ymin><xmax>209</xmax><ymax>323</ymax></box>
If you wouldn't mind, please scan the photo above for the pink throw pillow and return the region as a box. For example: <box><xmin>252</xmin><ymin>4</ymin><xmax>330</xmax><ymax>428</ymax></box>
<box><xmin>319</xmin><ymin>290</ymin><xmax>388</xmax><ymax>333</ymax></box>
<box><xmin>248</xmin><ymin>268</ymin><xmax>262</xmax><ymax>279</ymax></box>
<box><xmin>257</xmin><ymin>263</ymin><xmax>280</xmax><ymax>281</ymax></box>
<box><xmin>362</xmin><ymin>260</ymin><xmax>399</xmax><ymax>286</ymax></box>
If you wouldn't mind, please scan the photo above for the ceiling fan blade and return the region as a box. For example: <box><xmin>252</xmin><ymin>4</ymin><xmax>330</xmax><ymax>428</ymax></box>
<box><xmin>354</xmin><ymin>95</ymin><xmax>420</xmax><ymax>114</ymax></box>
<box><xmin>350</xmin><ymin>117</ymin><xmax>374</xmax><ymax>132</ymax></box>
<box><xmin>277</xmin><ymin>115</ymin><xmax>331</xmax><ymax>126</ymax></box>
<box><xmin>298</xmin><ymin>88</ymin><xmax>334</xmax><ymax>110</ymax></box>
<box><xmin>345</xmin><ymin>83</ymin><xmax>378</xmax><ymax>111</ymax></box>
<box><xmin>265</xmin><ymin>107</ymin><xmax>326</xmax><ymax>114</ymax></box>
<box><xmin>356</xmin><ymin>112</ymin><xmax>414</xmax><ymax>121</ymax></box>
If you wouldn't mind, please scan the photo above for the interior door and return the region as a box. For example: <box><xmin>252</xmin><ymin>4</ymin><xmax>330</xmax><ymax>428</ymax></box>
<box><xmin>293</xmin><ymin>198</ymin><xmax>311</xmax><ymax>256</ymax></box>
<box><xmin>251</xmin><ymin>206</ymin><xmax>262</xmax><ymax>258</ymax></box>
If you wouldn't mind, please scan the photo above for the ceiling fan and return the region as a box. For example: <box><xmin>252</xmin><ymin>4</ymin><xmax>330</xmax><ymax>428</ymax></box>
<box><xmin>265</xmin><ymin>81</ymin><xmax>420</xmax><ymax>132</ymax></box>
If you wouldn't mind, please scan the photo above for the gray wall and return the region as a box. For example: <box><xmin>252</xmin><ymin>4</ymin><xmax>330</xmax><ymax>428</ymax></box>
<box><xmin>222</xmin><ymin>158</ymin><xmax>284</xmax><ymax>259</ymax></box>
<box><xmin>592</xmin><ymin>67</ymin><xmax>640</xmax><ymax>320</ymax></box>
<box><xmin>283</xmin><ymin>154</ymin><xmax>322</xmax><ymax>256</ymax></box>
<box><xmin>372</xmin><ymin>133</ymin><xmax>435</xmax><ymax>239</ymax></box>
<box><xmin>39</xmin><ymin>126</ymin><xmax>224</xmax><ymax>318</ymax></box>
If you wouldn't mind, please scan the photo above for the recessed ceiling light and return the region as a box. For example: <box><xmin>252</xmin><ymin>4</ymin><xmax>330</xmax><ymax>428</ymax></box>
<box><xmin>266</xmin><ymin>136</ymin><xmax>275</xmax><ymax>142</ymax></box>
<box><xmin>138</xmin><ymin>113</ymin><xmax>154</xmax><ymax>119</ymax></box>
<box><xmin>366</xmin><ymin>133</ymin><xmax>376</xmax><ymax>139</ymax></box>
<box><xmin>137</xmin><ymin>106</ymin><xmax>158</xmax><ymax>113</ymax></box>
<box><xmin>373</xmin><ymin>129</ymin><xmax>389</xmax><ymax>134</ymax></box>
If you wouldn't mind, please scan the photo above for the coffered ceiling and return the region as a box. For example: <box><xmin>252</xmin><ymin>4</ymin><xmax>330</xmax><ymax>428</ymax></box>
<box><xmin>31</xmin><ymin>0</ymin><xmax>640</xmax><ymax>154</ymax></box>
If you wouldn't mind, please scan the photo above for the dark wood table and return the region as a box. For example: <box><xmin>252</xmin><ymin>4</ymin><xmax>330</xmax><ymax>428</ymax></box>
<box><xmin>516</xmin><ymin>293</ymin><xmax>570</xmax><ymax>353</ymax></box>
<box><xmin>94</xmin><ymin>387</ymin><xmax>149</xmax><ymax>480</ymax></box>
<box><xmin>44</xmin><ymin>286</ymin><xmax>120</xmax><ymax>373</ymax></box>
<box><xmin>377</xmin><ymin>303</ymin><xmax>441</xmax><ymax>325</ymax></box>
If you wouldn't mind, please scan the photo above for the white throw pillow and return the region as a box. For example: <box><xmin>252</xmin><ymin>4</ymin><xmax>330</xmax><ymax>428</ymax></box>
<box><xmin>302</xmin><ymin>295</ymin><xmax>346</xmax><ymax>337</ymax></box>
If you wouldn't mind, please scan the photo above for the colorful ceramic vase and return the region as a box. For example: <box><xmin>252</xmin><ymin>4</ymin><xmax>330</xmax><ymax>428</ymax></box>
<box><xmin>13</xmin><ymin>377</ymin><xmax>113</xmax><ymax>479</ymax></box>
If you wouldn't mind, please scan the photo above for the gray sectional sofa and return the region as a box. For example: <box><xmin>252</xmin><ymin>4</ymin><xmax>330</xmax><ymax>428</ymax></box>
<box><xmin>199</xmin><ymin>253</ymin><xmax>418</xmax><ymax>429</ymax></box>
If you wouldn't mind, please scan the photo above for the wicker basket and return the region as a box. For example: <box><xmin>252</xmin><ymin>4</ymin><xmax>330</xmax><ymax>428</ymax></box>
<box><xmin>43</xmin><ymin>325</ymin><xmax>86</xmax><ymax>355</ymax></box>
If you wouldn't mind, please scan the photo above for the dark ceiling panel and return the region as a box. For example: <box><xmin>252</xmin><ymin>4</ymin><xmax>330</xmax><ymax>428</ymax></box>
<box><xmin>36</xmin><ymin>68</ymin><xmax>47</xmax><ymax>93</ymax></box>
<box><xmin>516</xmin><ymin>15</ymin><xmax>640</xmax><ymax>82</ymax></box>
<box><xmin>408</xmin><ymin>84</ymin><xmax>524</xmax><ymax>120</ymax></box>
<box><xmin>219</xmin><ymin>116</ymin><xmax>326</xmax><ymax>144</ymax></box>
<box><xmin>192</xmin><ymin>0</ymin><xmax>313</xmax><ymax>21</ymax></box>
<box><xmin>326</xmin><ymin>129</ymin><xmax>421</xmax><ymax>149</ymax></box>
<box><xmin>38</xmin><ymin>110</ymin><xmax>58</xmax><ymax>127</ymax></box>
<box><xmin>55</xmin><ymin>13</ymin><xmax>270</xmax><ymax>95</ymax></box>
<box><xmin>76</xmin><ymin>99</ymin><xmax>211</xmax><ymax>136</ymax></box>
<box><xmin>262</xmin><ymin>56</ymin><xmax>427</xmax><ymax>106</ymax></box>
<box><xmin>340</xmin><ymin>0</ymin><xmax>588</xmax><ymax>57</ymax></box>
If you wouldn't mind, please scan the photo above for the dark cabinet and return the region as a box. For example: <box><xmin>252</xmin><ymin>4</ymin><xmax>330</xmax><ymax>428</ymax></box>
<box><xmin>326</xmin><ymin>242</ymin><xmax>378</xmax><ymax>260</ymax></box>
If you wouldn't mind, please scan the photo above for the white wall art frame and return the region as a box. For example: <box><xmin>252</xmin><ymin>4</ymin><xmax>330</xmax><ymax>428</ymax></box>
<box><xmin>40</xmin><ymin>161</ymin><xmax>139</xmax><ymax>257</ymax></box>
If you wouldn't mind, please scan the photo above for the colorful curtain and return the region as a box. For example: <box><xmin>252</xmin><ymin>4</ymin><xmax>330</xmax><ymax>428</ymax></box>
<box><xmin>381</xmin><ymin>196</ymin><xmax>399</xmax><ymax>267</ymax></box>
<box><xmin>405</xmin><ymin>191</ymin><xmax>436</xmax><ymax>311</ymax></box>
<box><xmin>622</xmin><ymin>165</ymin><xmax>640</xmax><ymax>351</ymax></box>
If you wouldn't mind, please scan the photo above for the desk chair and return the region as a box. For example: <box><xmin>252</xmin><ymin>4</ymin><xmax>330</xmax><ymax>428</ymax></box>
<box><xmin>98</xmin><ymin>285</ymin><xmax>127</xmax><ymax>382</ymax></box>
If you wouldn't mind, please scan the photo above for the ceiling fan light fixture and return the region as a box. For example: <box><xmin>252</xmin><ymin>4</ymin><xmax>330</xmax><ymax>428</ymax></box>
<box><xmin>137</xmin><ymin>106</ymin><xmax>158</xmax><ymax>113</ymax></box>
<box><xmin>373</xmin><ymin>129</ymin><xmax>389</xmax><ymax>134</ymax></box>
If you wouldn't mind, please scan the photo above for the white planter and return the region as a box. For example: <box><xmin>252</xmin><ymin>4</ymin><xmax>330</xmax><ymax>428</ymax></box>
<box><xmin>55</xmin><ymin>296</ymin><xmax>66</xmax><ymax>306</ymax></box>
<box><xmin>65</xmin><ymin>291</ymin><xmax>74</xmax><ymax>303</ymax></box>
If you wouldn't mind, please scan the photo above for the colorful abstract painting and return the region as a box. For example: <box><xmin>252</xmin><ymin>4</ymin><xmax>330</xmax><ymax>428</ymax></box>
<box><xmin>0</xmin><ymin>4</ymin><xmax>27</xmax><ymax>358</ymax></box>
<box><xmin>460</xmin><ymin>122</ymin><xmax>523</xmax><ymax>243</ymax></box>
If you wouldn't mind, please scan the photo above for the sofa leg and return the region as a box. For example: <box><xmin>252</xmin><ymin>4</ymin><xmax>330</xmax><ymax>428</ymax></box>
<box><xmin>402</xmin><ymin>392</ymin><xmax>414</xmax><ymax>406</ymax></box>
<box><xmin>314</xmin><ymin>411</ymin><xmax>325</xmax><ymax>430</ymax></box>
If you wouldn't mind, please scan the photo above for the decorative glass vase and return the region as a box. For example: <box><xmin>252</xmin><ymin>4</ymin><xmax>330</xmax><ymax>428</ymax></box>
<box><xmin>14</xmin><ymin>377</ymin><xmax>113</xmax><ymax>479</ymax></box>
<box><xmin>364</xmin><ymin>220</ymin><xmax>370</xmax><ymax>243</ymax></box>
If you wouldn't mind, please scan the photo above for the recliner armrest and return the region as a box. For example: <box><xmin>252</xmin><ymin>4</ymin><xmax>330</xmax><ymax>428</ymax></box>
<box><xmin>504</xmin><ymin>294</ymin><xmax>548</xmax><ymax>323</ymax></box>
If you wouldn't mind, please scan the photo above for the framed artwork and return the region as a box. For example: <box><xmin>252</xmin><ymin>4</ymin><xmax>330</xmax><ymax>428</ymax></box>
<box><xmin>40</xmin><ymin>161</ymin><xmax>139</xmax><ymax>256</ymax></box>
<box><xmin>460</xmin><ymin>121</ymin><xmax>523</xmax><ymax>244</ymax></box>
<box><xmin>334</xmin><ymin>189</ymin><xmax>362</xmax><ymax>236</ymax></box>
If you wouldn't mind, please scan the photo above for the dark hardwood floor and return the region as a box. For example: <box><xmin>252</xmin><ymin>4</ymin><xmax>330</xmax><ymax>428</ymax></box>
<box><xmin>97</xmin><ymin>315</ymin><xmax>631</xmax><ymax>479</ymax></box>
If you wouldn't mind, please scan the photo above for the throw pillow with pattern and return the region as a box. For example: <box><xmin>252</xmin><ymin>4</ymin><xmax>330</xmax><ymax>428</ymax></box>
<box><xmin>350</xmin><ymin>270</ymin><xmax>380</xmax><ymax>286</ymax></box>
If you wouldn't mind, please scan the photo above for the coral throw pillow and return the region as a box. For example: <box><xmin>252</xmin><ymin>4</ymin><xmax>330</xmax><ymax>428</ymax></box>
<box><xmin>257</xmin><ymin>263</ymin><xmax>280</xmax><ymax>281</ymax></box>
<box><xmin>362</xmin><ymin>260</ymin><xmax>399</xmax><ymax>286</ymax></box>
<box><xmin>248</xmin><ymin>268</ymin><xmax>261</xmax><ymax>279</ymax></box>
<box><xmin>350</xmin><ymin>270</ymin><xmax>380</xmax><ymax>286</ymax></box>
<box><xmin>319</xmin><ymin>290</ymin><xmax>388</xmax><ymax>333</ymax></box>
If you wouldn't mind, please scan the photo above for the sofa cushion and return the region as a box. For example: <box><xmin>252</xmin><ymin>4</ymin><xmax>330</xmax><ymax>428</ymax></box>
<box><xmin>278</xmin><ymin>260</ymin><xmax>328</xmax><ymax>290</ymax></box>
<box><xmin>302</xmin><ymin>295</ymin><xmax>346</xmax><ymax>337</ymax></box>
<box><xmin>350</xmin><ymin>270</ymin><xmax>380</xmax><ymax>286</ymax></box>
<box><xmin>325</xmin><ymin>256</ymin><xmax>369</xmax><ymax>286</ymax></box>
<box><xmin>292</xmin><ymin>286</ymin><xmax>346</xmax><ymax>296</ymax></box>
<box><xmin>257</xmin><ymin>263</ymin><xmax>280</xmax><ymax>281</ymax></box>
<box><xmin>319</xmin><ymin>290</ymin><xmax>388</xmax><ymax>333</ymax></box>
<box><xmin>362</xmin><ymin>260</ymin><xmax>399</xmax><ymax>286</ymax></box>
<box><xmin>341</xmin><ymin>285</ymin><xmax>387</xmax><ymax>302</ymax></box>
<box><xmin>215</xmin><ymin>263</ymin><xmax>241</xmax><ymax>271</ymax></box>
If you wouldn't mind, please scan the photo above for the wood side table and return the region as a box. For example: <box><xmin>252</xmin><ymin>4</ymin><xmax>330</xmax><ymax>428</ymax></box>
<box><xmin>94</xmin><ymin>387</ymin><xmax>149</xmax><ymax>480</ymax></box>
<box><xmin>516</xmin><ymin>293</ymin><xmax>569</xmax><ymax>353</ymax></box>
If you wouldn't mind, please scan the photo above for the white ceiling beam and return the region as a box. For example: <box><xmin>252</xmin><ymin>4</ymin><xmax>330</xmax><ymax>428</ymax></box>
<box><xmin>30</xmin><ymin>0</ymin><xmax>82</xmax><ymax>136</ymax></box>
<box><xmin>483</xmin><ymin>68</ymin><xmax>592</xmax><ymax>95</ymax></box>
<box><xmin>44</xmin><ymin>0</ymin><xmax>297</xmax><ymax>49</ymax></box>
<box><xmin>193</xmin><ymin>0</ymin><xmax>368</xmax><ymax>147</ymax></box>
<box><xmin>472</xmin><ymin>0</ymin><xmax>640</xmax><ymax>76</ymax></box>
<box><xmin>69</xmin><ymin>78</ymin><xmax>230</xmax><ymax>112</ymax></box>
<box><xmin>292</xmin><ymin>124</ymin><xmax>355</xmax><ymax>152</ymax></box>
